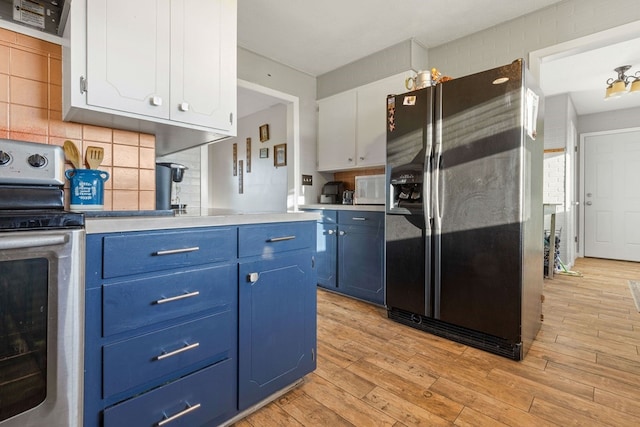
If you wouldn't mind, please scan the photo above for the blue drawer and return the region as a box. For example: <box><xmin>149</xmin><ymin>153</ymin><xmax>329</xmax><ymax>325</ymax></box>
<box><xmin>103</xmin><ymin>311</ymin><xmax>235</xmax><ymax>398</ymax></box>
<box><xmin>102</xmin><ymin>227</ymin><xmax>237</xmax><ymax>279</ymax></box>
<box><xmin>337</xmin><ymin>211</ymin><xmax>384</xmax><ymax>228</ymax></box>
<box><xmin>102</xmin><ymin>263</ymin><xmax>235</xmax><ymax>336</ymax></box>
<box><xmin>238</xmin><ymin>221</ymin><xmax>314</xmax><ymax>258</ymax></box>
<box><xmin>103</xmin><ymin>359</ymin><xmax>236</xmax><ymax>427</ymax></box>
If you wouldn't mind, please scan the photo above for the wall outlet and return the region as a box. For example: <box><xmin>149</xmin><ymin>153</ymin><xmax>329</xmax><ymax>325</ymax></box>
<box><xmin>302</xmin><ymin>174</ymin><xmax>313</xmax><ymax>186</ymax></box>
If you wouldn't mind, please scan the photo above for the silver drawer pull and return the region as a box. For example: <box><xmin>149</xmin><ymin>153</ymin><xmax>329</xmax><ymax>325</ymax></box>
<box><xmin>157</xmin><ymin>402</ymin><xmax>201</xmax><ymax>426</ymax></box>
<box><xmin>155</xmin><ymin>342</ymin><xmax>200</xmax><ymax>361</ymax></box>
<box><xmin>155</xmin><ymin>291</ymin><xmax>200</xmax><ymax>305</ymax></box>
<box><xmin>352</xmin><ymin>217</ymin><xmax>367</xmax><ymax>221</ymax></box>
<box><xmin>154</xmin><ymin>246</ymin><xmax>200</xmax><ymax>256</ymax></box>
<box><xmin>267</xmin><ymin>235</ymin><xmax>296</xmax><ymax>242</ymax></box>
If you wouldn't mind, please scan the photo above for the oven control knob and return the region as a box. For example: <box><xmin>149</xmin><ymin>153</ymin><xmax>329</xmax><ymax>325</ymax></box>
<box><xmin>0</xmin><ymin>150</ymin><xmax>10</xmax><ymax>165</ymax></box>
<box><xmin>28</xmin><ymin>153</ymin><xmax>47</xmax><ymax>168</ymax></box>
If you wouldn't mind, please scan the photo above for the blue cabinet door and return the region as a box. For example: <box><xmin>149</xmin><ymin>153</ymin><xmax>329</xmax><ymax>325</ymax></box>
<box><xmin>316</xmin><ymin>222</ymin><xmax>337</xmax><ymax>289</ymax></box>
<box><xmin>238</xmin><ymin>250</ymin><xmax>316</xmax><ymax>410</ymax></box>
<box><xmin>338</xmin><ymin>224</ymin><xmax>384</xmax><ymax>305</ymax></box>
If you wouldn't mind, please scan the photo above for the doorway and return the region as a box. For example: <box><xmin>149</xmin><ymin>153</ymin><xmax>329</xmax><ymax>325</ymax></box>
<box><xmin>580</xmin><ymin>128</ymin><xmax>640</xmax><ymax>262</ymax></box>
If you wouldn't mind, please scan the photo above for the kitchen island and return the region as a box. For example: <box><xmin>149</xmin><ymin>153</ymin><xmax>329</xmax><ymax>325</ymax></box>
<box><xmin>83</xmin><ymin>211</ymin><xmax>318</xmax><ymax>427</ymax></box>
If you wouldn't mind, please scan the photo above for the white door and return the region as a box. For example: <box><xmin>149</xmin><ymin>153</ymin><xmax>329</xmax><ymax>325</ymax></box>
<box><xmin>584</xmin><ymin>130</ymin><xmax>640</xmax><ymax>261</ymax></box>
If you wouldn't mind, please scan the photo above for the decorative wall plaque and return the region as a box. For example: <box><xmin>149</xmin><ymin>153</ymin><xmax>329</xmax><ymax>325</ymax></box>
<box><xmin>246</xmin><ymin>137</ymin><xmax>251</xmax><ymax>173</ymax></box>
<box><xmin>238</xmin><ymin>160</ymin><xmax>243</xmax><ymax>194</ymax></box>
<box><xmin>232</xmin><ymin>143</ymin><xmax>237</xmax><ymax>176</ymax></box>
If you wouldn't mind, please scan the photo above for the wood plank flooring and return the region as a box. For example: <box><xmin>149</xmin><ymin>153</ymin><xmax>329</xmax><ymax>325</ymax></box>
<box><xmin>233</xmin><ymin>258</ymin><xmax>640</xmax><ymax>426</ymax></box>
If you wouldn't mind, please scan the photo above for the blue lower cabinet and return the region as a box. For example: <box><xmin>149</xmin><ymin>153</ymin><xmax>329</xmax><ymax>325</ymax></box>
<box><xmin>85</xmin><ymin>221</ymin><xmax>317</xmax><ymax>426</ymax></box>
<box><xmin>316</xmin><ymin>222</ymin><xmax>337</xmax><ymax>289</ymax></box>
<box><xmin>238</xmin><ymin>250</ymin><xmax>317</xmax><ymax>410</ymax></box>
<box><xmin>338</xmin><ymin>223</ymin><xmax>385</xmax><ymax>305</ymax></box>
<box><xmin>305</xmin><ymin>210</ymin><xmax>385</xmax><ymax>305</ymax></box>
<box><xmin>103</xmin><ymin>360</ymin><xmax>236</xmax><ymax>427</ymax></box>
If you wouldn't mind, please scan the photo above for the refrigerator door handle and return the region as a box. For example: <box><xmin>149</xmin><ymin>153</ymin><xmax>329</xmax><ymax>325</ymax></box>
<box><xmin>433</xmin><ymin>87</ymin><xmax>443</xmax><ymax>319</ymax></box>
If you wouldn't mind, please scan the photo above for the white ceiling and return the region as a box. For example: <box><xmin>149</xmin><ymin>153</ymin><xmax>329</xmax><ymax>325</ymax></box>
<box><xmin>540</xmin><ymin>37</ymin><xmax>640</xmax><ymax>115</ymax></box>
<box><xmin>237</xmin><ymin>0</ymin><xmax>640</xmax><ymax>117</ymax></box>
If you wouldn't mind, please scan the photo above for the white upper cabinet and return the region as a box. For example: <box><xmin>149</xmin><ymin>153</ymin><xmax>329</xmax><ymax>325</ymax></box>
<box><xmin>86</xmin><ymin>0</ymin><xmax>172</xmax><ymax>120</ymax></box>
<box><xmin>64</xmin><ymin>0</ymin><xmax>237</xmax><ymax>154</ymax></box>
<box><xmin>317</xmin><ymin>72</ymin><xmax>412</xmax><ymax>172</ymax></box>
<box><xmin>169</xmin><ymin>0</ymin><xmax>236</xmax><ymax>129</ymax></box>
<box><xmin>317</xmin><ymin>90</ymin><xmax>357</xmax><ymax>171</ymax></box>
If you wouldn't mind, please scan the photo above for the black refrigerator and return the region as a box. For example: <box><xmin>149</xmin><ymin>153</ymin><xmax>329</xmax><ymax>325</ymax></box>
<box><xmin>385</xmin><ymin>59</ymin><xmax>544</xmax><ymax>360</ymax></box>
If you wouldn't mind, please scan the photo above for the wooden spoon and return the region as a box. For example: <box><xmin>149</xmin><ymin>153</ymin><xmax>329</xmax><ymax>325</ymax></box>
<box><xmin>63</xmin><ymin>140</ymin><xmax>81</xmax><ymax>169</ymax></box>
<box><xmin>85</xmin><ymin>146</ymin><xmax>104</xmax><ymax>169</ymax></box>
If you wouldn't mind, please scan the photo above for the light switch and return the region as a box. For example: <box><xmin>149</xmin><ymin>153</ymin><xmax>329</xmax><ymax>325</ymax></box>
<box><xmin>302</xmin><ymin>174</ymin><xmax>313</xmax><ymax>186</ymax></box>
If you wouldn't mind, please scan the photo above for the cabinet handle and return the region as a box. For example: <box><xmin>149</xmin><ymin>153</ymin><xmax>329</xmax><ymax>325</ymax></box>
<box><xmin>80</xmin><ymin>76</ymin><xmax>87</xmax><ymax>94</ymax></box>
<box><xmin>347</xmin><ymin>158</ymin><xmax>353</xmax><ymax>162</ymax></box>
<box><xmin>267</xmin><ymin>236</ymin><xmax>296</xmax><ymax>242</ymax></box>
<box><xmin>154</xmin><ymin>246</ymin><xmax>200</xmax><ymax>256</ymax></box>
<box><xmin>155</xmin><ymin>342</ymin><xmax>200</xmax><ymax>361</ymax></box>
<box><xmin>155</xmin><ymin>291</ymin><xmax>200</xmax><ymax>305</ymax></box>
<box><xmin>339</xmin><ymin>231</ymin><xmax>345</xmax><ymax>236</ymax></box>
<box><xmin>156</xmin><ymin>402</ymin><xmax>201</xmax><ymax>426</ymax></box>
<box><xmin>352</xmin><ymin>217</ymin><xmax>367</xmax><ymax>221</ymax></box>
<box><xmin>178</xmin><ymin>102</ymin><xmax>190</xmax><ymax>112</ymax></box>
<box><xmin>151</xmin><ymin>95</ymin><xmax>163</xmax><ymax>106</ymax></box>
<box><xmin>359</xmin><ymin>156</ymin><xmax>365</xmax><ymax>161</ymax></box>
<box><xmin>248</xmin><ymin>272</ymin><xmax>259</xmax><ymax>283</ymax></box>
<box><xmin>327</xmin><ymin>229</ymin><xmax>334</xmax><ymax>235</ymax></box>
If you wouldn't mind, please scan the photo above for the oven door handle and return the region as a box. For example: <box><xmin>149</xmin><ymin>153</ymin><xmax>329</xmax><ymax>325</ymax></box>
<box><xmin>0</xmin><ymin>234</ymin><xmax>68</xmax><ymax>250</ymax></box>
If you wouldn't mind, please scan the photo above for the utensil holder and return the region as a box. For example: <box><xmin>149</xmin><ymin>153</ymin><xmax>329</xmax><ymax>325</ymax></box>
<box><xmin>65</xmin><ymin>169</ymin><xmax>110</xmax><ymax>211</ymax></box>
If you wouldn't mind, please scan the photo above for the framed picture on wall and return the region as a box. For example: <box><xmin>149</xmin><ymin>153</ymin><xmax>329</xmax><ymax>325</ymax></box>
<box><xmin>259</xmin><ymin>124</ymin><xmax>270</xmax><ymax>142</ymax></box>
<box><xmin>259</xmin><ymin>148</ymin><xmax>268</xmax><ymax>158</ymax></box>
<box><xmin>274</xmin><ymin>143</ymin><xmax>287</xmax><ymax>167</ymax></box>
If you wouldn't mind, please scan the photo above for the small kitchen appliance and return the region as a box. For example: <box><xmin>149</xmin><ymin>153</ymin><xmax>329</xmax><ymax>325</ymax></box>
<box><xmin>0</xmin><ymin>138</ymin><xmax>84</xmax><ymax>426</ymax></box>
<box><xmin>354</xmin><ymin>174</ymin><xmax>385</xmax><ymax>205</ymax></box>
<box><xmin>342</xmin><ymin>190</ymin><xmax>354</xmax><ymax>205</ymax></box>
<box><xmin>156</xmin><ymin>162</ymin><xmax>188</xmax><ymax>211</ymax></box>
<box><xmin>320</xmin><ymin>181</ymin><xmax>344</xmax><ymax>204</ymax></box>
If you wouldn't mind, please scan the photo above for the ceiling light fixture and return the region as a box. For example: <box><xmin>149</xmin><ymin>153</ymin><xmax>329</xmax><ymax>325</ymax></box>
<box><xmin>604</xmin><ymin>65</ymin><xmax>640</xmax><ymax>99</ymax></box>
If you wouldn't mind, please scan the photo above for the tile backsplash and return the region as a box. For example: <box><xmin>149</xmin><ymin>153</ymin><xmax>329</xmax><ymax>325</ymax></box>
<box><xmin>0</xmin><ymin>28</ymin><xmax>156</xmax><ymax>210</ymax></box>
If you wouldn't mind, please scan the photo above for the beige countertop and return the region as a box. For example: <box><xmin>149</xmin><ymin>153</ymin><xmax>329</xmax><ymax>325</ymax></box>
<box><xmin>299</xmin><ymin>204</ymin><xmax>385</xmax><ymax>212</ymax></box>
<box><xmin>84</xmin><ymin>210</ymin><xmax>320</xmax><ymax>234</ymax></box>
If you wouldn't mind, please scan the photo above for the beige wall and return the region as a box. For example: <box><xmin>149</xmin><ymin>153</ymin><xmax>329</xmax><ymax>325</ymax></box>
<box><xmin>0</xmin><ymin>28</ymin><xmax>156</xmax><ymax>210</ymax></box>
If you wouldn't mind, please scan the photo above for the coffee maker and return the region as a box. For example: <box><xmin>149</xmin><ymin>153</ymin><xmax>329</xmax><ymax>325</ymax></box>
<box><xmin>320</xmin><ymin>181</ymin><xmax>344</xmax><ymax>204</ymax></box>
<box><xmin>156</xmin><ymin>162</ymin><xmax>188</xmax><ymax>211</ymax></box>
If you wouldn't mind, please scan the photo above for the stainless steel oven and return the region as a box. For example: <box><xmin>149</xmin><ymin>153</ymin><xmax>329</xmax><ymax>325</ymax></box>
<box><xmin>0</xmin><ymin>139</ymin><xmax>84</xmax><ymax>427</ymax></box>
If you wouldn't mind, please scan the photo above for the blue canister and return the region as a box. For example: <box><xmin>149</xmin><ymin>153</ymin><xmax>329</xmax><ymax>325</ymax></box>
<box><xmin>65</xmin><ymin>169</ymin><xmax>110</xmax><ymax>211</ymax></box>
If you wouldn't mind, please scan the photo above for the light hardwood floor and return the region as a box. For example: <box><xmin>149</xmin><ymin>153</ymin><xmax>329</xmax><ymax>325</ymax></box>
<box><xmin>234</xmin><ymin>258</ymin><xmax>640</xmax><ymax>426</ymax></box>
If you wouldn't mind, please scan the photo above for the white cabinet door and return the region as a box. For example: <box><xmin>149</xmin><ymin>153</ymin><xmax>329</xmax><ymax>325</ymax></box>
<box><xmin>170</xmin><ymin>0</ymin><xmax>236</xmax><ymax>131</ymax></box>
<box><xmin>317</xmin><ymin>90</ymin><xmax>357</xmax><ymax>171</ymax></box>
<box><xmin>86</xmin><ymin>0</ymin><xmax>171</xmax><ymax>119</ymax></box>
<box><xmin>356</xmin><ymin>72</ymin><xmax>413</xmax><ymax>168</ymax></box>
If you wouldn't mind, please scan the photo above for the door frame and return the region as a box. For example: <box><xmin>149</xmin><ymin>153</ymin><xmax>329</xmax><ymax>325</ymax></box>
<box><xmin>200</xmin><ymin>79</ymin><xmax>301</xmax><ymax>211</ymax></box>
<box><xmin>578</xmin><ymin>126</ymin><xmax>640</xmax><ymax>258</ymax></box>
